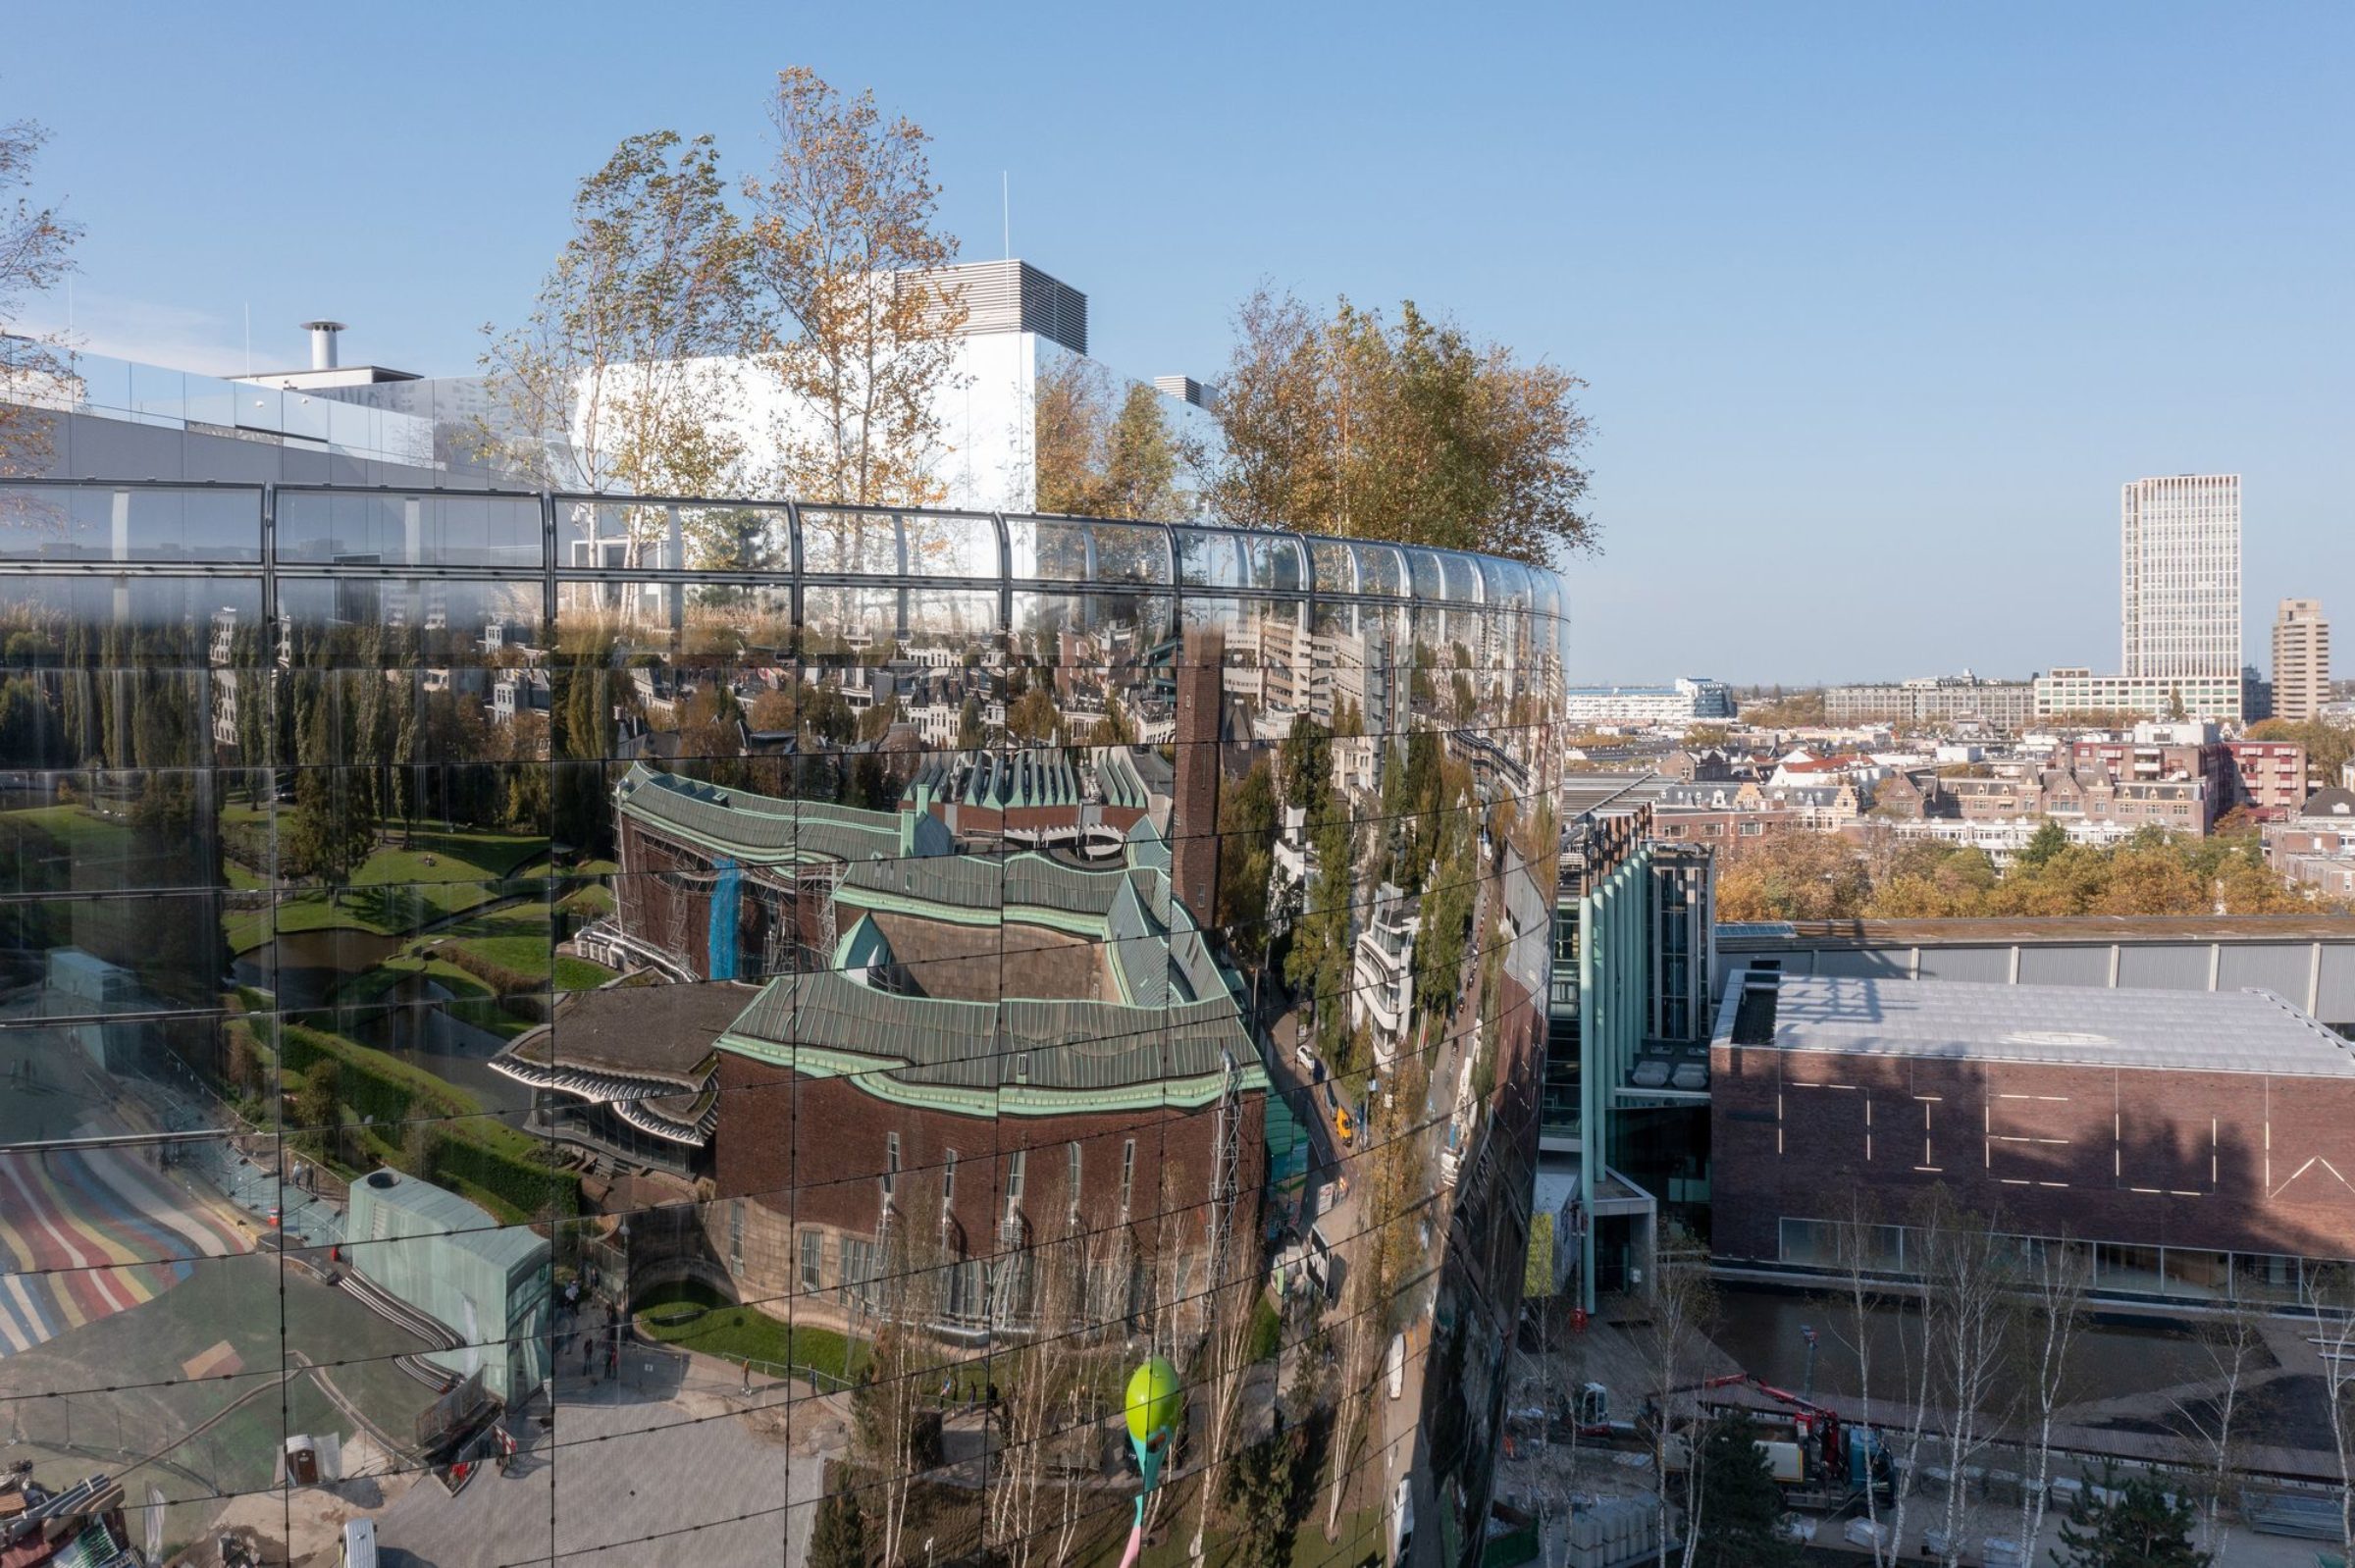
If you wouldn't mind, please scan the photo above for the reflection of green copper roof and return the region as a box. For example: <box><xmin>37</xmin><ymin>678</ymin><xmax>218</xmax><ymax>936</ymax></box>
<box><xmin>837</xmin><ymin>911</ymin><xmax>893</xmax><ymax>972</ymax></box>
<box><xmin>615</xmin><ymin>761</ymin><xmax>953</xmax><ymax>864</ymax></box>
<box><xmin>1100</xmin><ymin>748</ymin><xmax>1148</xmax><ymax>810</ymax></box>
<box><xmin>717</xmin><ymin>965</ymin><xmax>1262</xmax><ymax>1112</ymax></box>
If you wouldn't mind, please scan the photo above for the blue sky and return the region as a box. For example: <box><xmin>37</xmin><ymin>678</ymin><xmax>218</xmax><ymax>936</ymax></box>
<box><xmin>11</xmin><ymin>2</ymin><xmax>2349</xmax><ymax>682</ymax></box>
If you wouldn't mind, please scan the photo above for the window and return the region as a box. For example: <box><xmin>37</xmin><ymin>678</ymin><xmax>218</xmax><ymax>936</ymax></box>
<box><xmin>1068</xmin><ymin>1141</ymin><xmax>1082</xmax><ymax>1201</ymax></box>
<box><xmin>1007</xmin><ymin>1148</ymin><xmax>1026</xmax><ymax>1204</ymax></box>
<box><xmin>884</xmin><ymin>1130</ymin><xmax>901</xmax><ymax>1198</ymax></box>
<box><xmin>1120</xmin><ymin>1138</ymin><xmax>1136</xmax><ymax>1214</ymax></box>
<box><xmin>943</xmin><ymin>1147</ymin><xmax>958</xmax><ymax>1204</ymax></box>
<box><xmin>800</xmin><ymin>1229</ymin><xmax>822</xmax><ymax>1292</ymax></box>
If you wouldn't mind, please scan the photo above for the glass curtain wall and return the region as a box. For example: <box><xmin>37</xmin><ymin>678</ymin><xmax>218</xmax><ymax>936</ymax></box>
<box><xmin>0</xmin><ymin>480</ymin><xmax>1569</xmax><ymax>1568</ymax></box>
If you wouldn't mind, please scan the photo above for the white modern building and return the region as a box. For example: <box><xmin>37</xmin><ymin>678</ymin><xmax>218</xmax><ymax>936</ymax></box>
<box><xmin>2032</xmin><ymin>667</ymin><xmax>2251</xmax><ymax>724</ymax></box>
<box><xmin>1560</xmin><ymin>677</ymin><xmax>1734</xmax><ymax>727</ymax></box>
<box><xmin>573</xmin><ymin>260</ymin><xmax>1220</xmax><ymax>517</ymax></box>
<box><xmin>2121</xmin><ymin>473</ymin><xmax>2241</xmax><ymax>685</ymax></box>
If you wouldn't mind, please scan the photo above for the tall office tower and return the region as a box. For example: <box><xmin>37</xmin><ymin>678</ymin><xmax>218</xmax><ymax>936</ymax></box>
<box><xmin>2274</xmin><ymin>598</ymin><xmax>2332</xmax><ymax>723</ymax></box>
<box><xmin>2121</xmin><ymin>474</ymin><xmax>2241</xmax><ymax>682</ymax></box>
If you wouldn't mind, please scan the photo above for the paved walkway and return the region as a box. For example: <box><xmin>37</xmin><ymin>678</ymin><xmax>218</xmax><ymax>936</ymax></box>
<box><xmin>375</xmin><ymin>1377</ymin><xmax>833</xmax><ymax>1567</ymax></box>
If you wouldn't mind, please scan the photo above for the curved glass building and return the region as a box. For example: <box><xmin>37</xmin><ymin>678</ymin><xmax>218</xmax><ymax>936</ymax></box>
<box><xmin>0</xmin><ymin>480</ymin><xmax>1568</xmax><ymax>1567</ymax></box>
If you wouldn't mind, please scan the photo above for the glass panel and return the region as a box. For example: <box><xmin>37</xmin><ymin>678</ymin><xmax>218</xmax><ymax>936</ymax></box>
<box><xmin>1174</xmin><ymin>526</ymin><xmax>1244</xmax><ymax>589</ymax></box>
<box><xmin>279</xmin><ymin>577</ymin><xmax>545</xmax><ymax>668</ymax></box>
<box><xmin>1405</xmin><ymin>547</ymin><xmax>1444</xmax><ymax>601</ymax></box>
<box><xmin>799</xmin><ymin>506</ymin><xmax>902</xmax><ymax>575</ymax></box>
<box><xmin>1088</xmin><ymin>521</ymin><xmax>1171</xmax><ymax>585</ymax></box>
<box><xmin>278</xmin><ymin>490</ymin><xmax>542</xmax><ymax>569</ymax></box>
<box><xmin>1439</xmin><ymin>550</ymin><xmax>1480</xmax><ymax>604</ymax></box>
<box><xmin>0</xmin><ymin>483</ymin><xmax>262</xmax><ymax>562</ymax></box>
<box><xmin>1241</xmin><ymin>531</ymin><xmax>1305</xmax><ymax>593</ymax></box>
<box><xmin>1004</xmin><ymin>514</ymin><xmax>1091</xmax><ymax>581</ymax></box>
<box><xmin>1354</xmin><ymin>541</ymin><xmax>1406</xmax><ymax>598</ymax></box>
<box><xmin>0</xmin><ymin>573</ymin><xmax>263</xmax><ymax>667</ymax></box>
<box><xmin>559</xmin><ymin>497</ymin><xmax>793</xmax><ymax>574</ymax></box>
<box><xmin>1307</xmin><ymin>539</ymin><xmax>1356</xmax><ymax>596</ymax></box>
<box><xmin>898</xmin><ymin>510</ymin><xmax>999</xmax><ymax>578</ymax></box>
<box><xmin>800</xmin><ymin>586</ymin><xmax>899</xmax><ymax>658</ymax></box>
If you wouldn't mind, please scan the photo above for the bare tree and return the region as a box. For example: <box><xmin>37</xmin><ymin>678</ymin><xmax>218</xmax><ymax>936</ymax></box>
<box><xmin>746</xmin><ymin>67</ymin><xmax>967</xmax><ymax>509</ymax></box>
<box><xmin>475</xmin><ymin>130</ymin><xmax>753</xmax><ymax>535</ymax></box>
<box><xmin>1912</xmin><ymin>1188</ymin><xmax>2019</xmax><ymax>1568</ymax></box>
<box><xmin>0</xmin><ymin>118</ymin><xmax>82</xmax><ymax>476</ymax></box>
<box><xmin>2014</xmin><ymin>1235</ymin><xmax>2091</xmax><ymax>1561</ymax></box>
<box><xmin>990</xmin><ymin>1228</ymin><xmax>1095</xmax><ymax>1568</ymax></box>
<box><xmin>2311</xmin><ymin>1265</ymin><xmax>2355</xmax><ymax>1557</ymax></box>
<box><xmin>2169</xmin><ymin>1293</ymin><xmax>2268</xmax><ymax>1562</ymax></box>
<box><xmin>1831</xmin><ymin>1193</ymin><xmax>1930</xmax><ymax>1568</ymax></box>
<box><xmin>1639</xmin><ymin>1226</ymin><xmax>1716</xmax><ymax>1568</ymax></box>
<box><xmin>853</xmin><ymin>1194</ymin><xmax>948</xmax><ymax>1568</ymax></box>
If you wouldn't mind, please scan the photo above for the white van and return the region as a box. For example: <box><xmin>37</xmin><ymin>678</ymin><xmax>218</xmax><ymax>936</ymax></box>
<box><xmin>1387</xmin><ymin>1476</ymin><xmax>1415</xmax><ymax>1565</ymax></box>
<box><xmin>1387</xmin><ymin>1333</ymin><xmax>1406</xmax><ymax>1400</ymax></box>
<box><xmin>340</xmin><ymin>1518</ymin><xmax>378</xmax><ymax>1568</ymax></box>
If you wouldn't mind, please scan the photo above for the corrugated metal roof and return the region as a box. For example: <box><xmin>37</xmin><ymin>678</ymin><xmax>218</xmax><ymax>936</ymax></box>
<box><xmin>721</xmin><ymin>966</ymin><xmax>1245</xmax><ymax>1093</ymax></box>
<box><xmin>1719</xmin><ymin>971</ymin><xmax>2355</xmax><ymax>1076</ymax></box>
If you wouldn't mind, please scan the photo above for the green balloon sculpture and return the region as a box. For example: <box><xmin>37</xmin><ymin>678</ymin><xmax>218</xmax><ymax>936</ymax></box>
<box><xmin>1119</xmin><ymin>1356</ymin><xmax>1183</xmax><ymax>1566</ymax></box>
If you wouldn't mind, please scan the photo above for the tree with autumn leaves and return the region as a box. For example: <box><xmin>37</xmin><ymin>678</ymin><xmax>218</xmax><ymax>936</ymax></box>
<box><xmin>1715</xmin><ymin>823</ymin><xmax>2328</xmax><ymax>923</ymax></box>
<box><xmin>477</xmin><ymin>69</ymin><xmax>966</xmax><ymax>515</ymax></box>
<box><xmin>0</xmin><ymin>118</ymin><xmax>82</xmax><ymax>476</ymax></box>
<box><xmin>1204</xmin><ymin>286</ymin><xmax>1596</xmax><ymax>567</ymax></box>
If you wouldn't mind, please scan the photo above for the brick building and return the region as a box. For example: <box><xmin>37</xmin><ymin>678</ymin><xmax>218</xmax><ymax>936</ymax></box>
<box><xmin>1710</xmin><ymin>970</ymin><xmax>2355</xmax><ymax>1299</ymax></box>
<box><xmin>2227</xmin><ymin>739</ymin><xmax>2310</xmax><ymax>819</ymax></box>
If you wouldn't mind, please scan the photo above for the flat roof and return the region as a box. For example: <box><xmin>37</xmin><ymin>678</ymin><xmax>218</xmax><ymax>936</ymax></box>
<box><xmin>1717</xmin><ymin>915</ymin><xmax>2355</xmax><ymax>949</ymax></box>
<box><xmin>1714</xmin><ymin>971</ymin><xmax>2355</xmax><ymax>1077</ymax></box>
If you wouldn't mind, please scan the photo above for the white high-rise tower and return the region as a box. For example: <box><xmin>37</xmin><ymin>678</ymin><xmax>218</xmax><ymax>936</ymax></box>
<box><xmin>2121</xmin><ymin>474</ymin><xmax>2241</xmax><ymax>683</ymax></box>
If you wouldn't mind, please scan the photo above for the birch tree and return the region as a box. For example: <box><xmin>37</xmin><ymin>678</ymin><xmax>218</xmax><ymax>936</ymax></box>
<box><xmin>1913</xmin><ymin>1188</ymin><xmax>2018</xmax><ymax>1568</ymax></box>
<box><xmin>476</xmin><ymin>130</ymin><xmax>754</xmax><ymax>560</ymax></box>
<box><xmin>2015</xmin><ymin>1236</ymin><xmax>2091</xmax><ymax>1561</ymax></box>
<box><xmin>1640</xmin><ymin>1227</ymin><xmax>1715</xmax><ymax>1568</ymax></box>
<box><xmin>2311</xmin><ymin>1265</ymin><xmax>2355</xmax><ymax>1557</ymax></box>
<box><xmin>2170</xmin><ymin>1296</ymin><xmax>2268</xmax><ymax>1562</ymax></box>
<box><xmin>853</xmin><ymin>1198</ymin><xmax>948</xmax><ymax>1568</ymax></box>
<box><xmin>0</xmin><ymin>118</ymin><xmax>81</xmax><ymax>476</ymax></box>
<box><xmin>746</xmin><ymin>67</ymin><xmax>967</xmax><ymax>509</ymax></box>
<box><xmin>1832</xmin><ymin>1194</ymin><xmax>1929</xmax><ymax>1568</ymax></box>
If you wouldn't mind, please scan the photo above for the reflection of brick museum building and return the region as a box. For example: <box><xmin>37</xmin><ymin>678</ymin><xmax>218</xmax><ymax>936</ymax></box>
<box><xmin>1712</xmin><ymin>970</ymin><xmax>2355</xmax><ymax>1297</ymax></box>
<box><xmin>598</xmin><ymin>763</ymin><xmax>1271</xmax><ymax>1333</ymax></box>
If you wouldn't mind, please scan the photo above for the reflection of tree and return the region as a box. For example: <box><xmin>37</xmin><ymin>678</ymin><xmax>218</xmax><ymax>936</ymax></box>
<box><xmin>1216</xmin><ymin>759</ymin><xmax>1278</xmax><ymax>968</ymax></box>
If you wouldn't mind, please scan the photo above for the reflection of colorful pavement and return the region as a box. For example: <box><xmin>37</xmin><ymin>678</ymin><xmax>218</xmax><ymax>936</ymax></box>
<box><xmin>0</xmin><ymin>1146</ymin><xmax>249</xmax><ymax>1355</ymax></box>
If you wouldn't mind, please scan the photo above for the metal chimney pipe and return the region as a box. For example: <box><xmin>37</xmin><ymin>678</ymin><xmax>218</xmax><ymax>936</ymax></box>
<box><xmin>299</xmin><ymin>320</ymin><xmax>347</xmax><ymax>371</ymax></box>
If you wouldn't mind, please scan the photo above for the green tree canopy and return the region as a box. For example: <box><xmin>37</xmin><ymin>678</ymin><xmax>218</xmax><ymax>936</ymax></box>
<box><xmin>2055</xmin><ymin>1470</ymin><xmax>2212</xmax><ymax>1567</ymax></box>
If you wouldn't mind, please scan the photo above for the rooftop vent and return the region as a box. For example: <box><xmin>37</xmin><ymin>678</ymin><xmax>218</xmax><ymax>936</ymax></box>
<box><xmin>299</xmin><ymin>320</ymin><xmax>347</xmax><ymax>371</ymax></box>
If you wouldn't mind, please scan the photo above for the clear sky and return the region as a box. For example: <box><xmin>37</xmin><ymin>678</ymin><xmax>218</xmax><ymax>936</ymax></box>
<box><xmin>10</xmin><ymin>2</ymin><xmax>2349</xmax><ymax>683</ymax></box>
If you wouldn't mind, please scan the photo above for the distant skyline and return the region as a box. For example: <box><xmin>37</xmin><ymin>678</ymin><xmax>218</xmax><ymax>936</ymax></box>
<box><xmin>7</xmin><ymin>2</ymin><xmax>2348</xmax><ymax>681</ymax></box>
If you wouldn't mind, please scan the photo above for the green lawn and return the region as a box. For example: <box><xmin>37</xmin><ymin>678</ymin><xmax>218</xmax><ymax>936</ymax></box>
<box><xmin>222</xmin><ymin>829</ymin><xmax>546</xmax><ymax>953</ymax></box>
<box><xmin>633</xmin><ymin>1281</ymin><xmax>869</xmax><ymax>1380</ymax></box>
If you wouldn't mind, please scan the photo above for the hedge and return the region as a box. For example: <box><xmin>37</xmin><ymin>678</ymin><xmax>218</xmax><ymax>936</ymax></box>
<box><xmin>276</xmin><ymin>1020</ymin><xmax>578</xmax><ymax>1221</ymax></box>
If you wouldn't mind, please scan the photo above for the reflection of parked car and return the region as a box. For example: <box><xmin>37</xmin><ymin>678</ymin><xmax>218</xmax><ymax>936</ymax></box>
<box><xmin>1295</xmin><ymin>1042</ymin><xmax>1325</xmax><ymax>1083</ymax></box>
<box><xmin>1334</xmin><ymin>1104</ymin><xmax>1355</xmax><ymax>1146</ymax></box>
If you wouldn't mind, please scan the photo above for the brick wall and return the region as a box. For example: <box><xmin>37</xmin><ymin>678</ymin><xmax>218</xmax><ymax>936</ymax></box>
<box><xmin>709</xmin><ymin>1054</ymin><xmax>1265</xmax><ymax>1321</ymax></box>
<box><xmin>1710</xmin><ymin>1042</ymin><xmax>2355</xmax><ymax>1265</ymax></box>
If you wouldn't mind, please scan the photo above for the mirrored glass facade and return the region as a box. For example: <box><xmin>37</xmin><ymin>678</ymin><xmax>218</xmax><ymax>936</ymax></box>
<box><xmin>0</xmin><ymin>480</ymin><xmax>1569</xmax><ymax>1567</ymax></box>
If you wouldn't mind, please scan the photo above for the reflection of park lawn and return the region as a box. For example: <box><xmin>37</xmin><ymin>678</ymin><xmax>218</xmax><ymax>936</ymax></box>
<box><xmin>328</xmin><ymin>905</ymin><xmax>615</xmax><ymax>1018</ymax></box>
<box><xmin>632</xmin><ymin>1281</ymin><xmax>868</xmax><ymax>1380</ymax></box>
<box><xmin>221</xmin><ymin>831</ymin><xmax>542</xmax><ymax>954</ymax></box>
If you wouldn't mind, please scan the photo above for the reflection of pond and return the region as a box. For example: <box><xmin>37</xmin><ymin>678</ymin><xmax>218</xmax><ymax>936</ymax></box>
<box><xmin>1709</xmin><ymin>1284</ymin><xmax>2221</xmax><ymax>1407</ymax></box>
<box><xmin>232</xmin><ymin>927</ymin><xmax>405</xmax><ymax>1011</ymax></box>
<box><xmin>348</xmin><ymin>994</ymin><xmax>528</xmax><ymax>1112</ymax></box>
